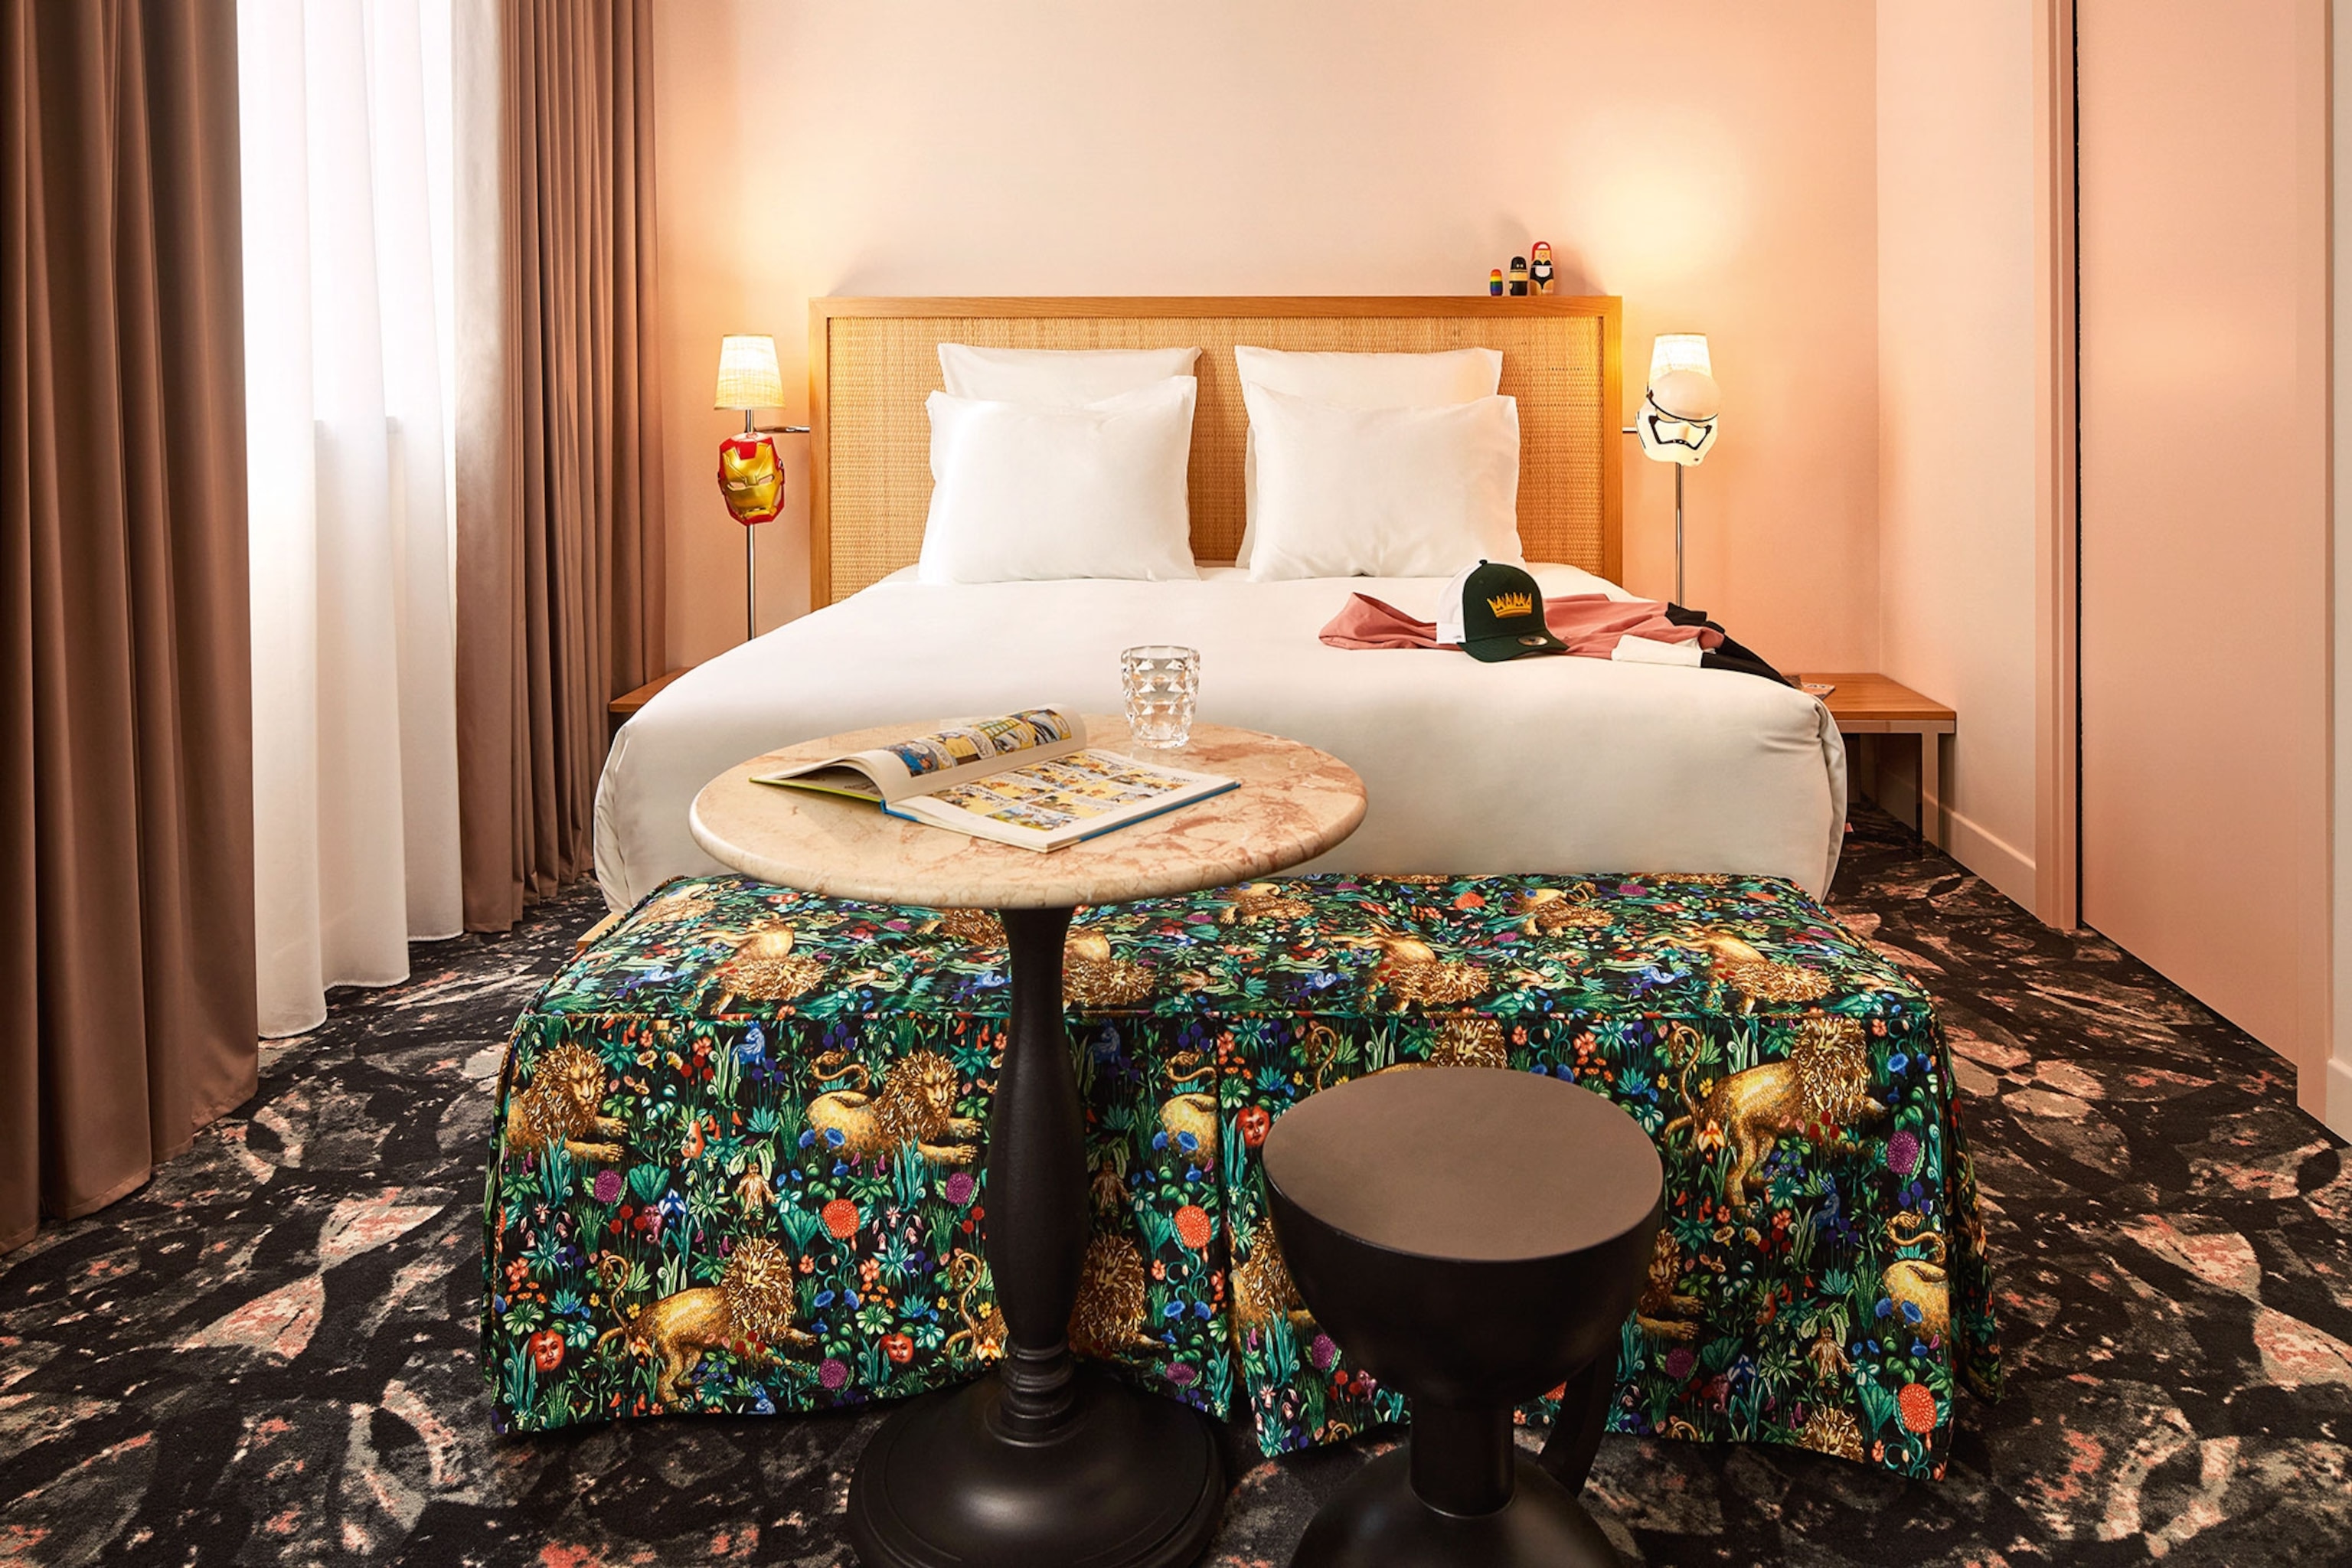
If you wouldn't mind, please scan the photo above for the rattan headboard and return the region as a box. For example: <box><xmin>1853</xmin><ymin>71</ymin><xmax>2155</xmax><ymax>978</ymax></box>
<box><xmin>806</xmin><ymin>296</ymin><xmax>1622</xmax><ymax>607</ymax></box>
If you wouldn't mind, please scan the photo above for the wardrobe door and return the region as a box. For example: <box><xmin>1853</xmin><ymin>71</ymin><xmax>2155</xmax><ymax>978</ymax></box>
<box><xmin>2076</xmin><ymin>0</ymin><xmax>2329</xmax><ymax>1094</ymax></box>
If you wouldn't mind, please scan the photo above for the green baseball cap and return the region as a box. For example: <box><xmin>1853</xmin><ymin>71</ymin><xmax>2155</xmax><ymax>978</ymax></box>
<box><xmin>1438</xmin><ymin>560</ymin><xmax>1567</xmax><ymax>662</ymax></box>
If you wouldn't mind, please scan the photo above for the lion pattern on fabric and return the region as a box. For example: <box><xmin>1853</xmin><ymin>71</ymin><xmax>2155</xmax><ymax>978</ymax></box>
<box><xmin>1661</xmin><ymin>1014</ymin><xmax>1885</xmax><ymax>1211</ymax></box>
<box><xmin>597</xmin><ymin>1236</ymin><xmax>816</xmax><ymax>1407</ymax></box>
<box><xmin>483</xmin><ymin>870</ymin><xmax>2000</xmax><ymax>1483</ymax></box>
<box><xmin>805</xmin><ymin>1049</ymin><xmax>984</xmax><ymax>1165</ymax></box>
<box><xmin>505</xmin><ymin>1040</ymin><xmax>631</xmax><ymax>1165</ymax></box>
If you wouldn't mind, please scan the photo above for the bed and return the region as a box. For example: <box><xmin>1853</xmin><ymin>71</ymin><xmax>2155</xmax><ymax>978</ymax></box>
<box><xmin>593</xmin><ymin>296</ymin><xmax>1846</xmax><ymax>910</ymax></box>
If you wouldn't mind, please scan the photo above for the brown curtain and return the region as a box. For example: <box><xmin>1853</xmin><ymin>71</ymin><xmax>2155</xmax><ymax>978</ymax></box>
<box><xmin>2</xmin><ymin>0</ymin><xmax>257</xmax><ymax>1252</ymax></box>
<box><xmin>456</xmin><ymin>0</ymin><xmax>666</xmax><ymax>932</ymax></box>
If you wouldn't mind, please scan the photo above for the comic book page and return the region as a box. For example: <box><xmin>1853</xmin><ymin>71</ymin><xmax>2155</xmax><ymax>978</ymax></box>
<box><xmin>886</xmin><ymin>749</ymin><xmax>1238</xmax><ymax>852</ymax></box>
<box><xmin>751</xmin><ymin>707</ymin><xmax>1085</xmax><ymax>805</ymax></box>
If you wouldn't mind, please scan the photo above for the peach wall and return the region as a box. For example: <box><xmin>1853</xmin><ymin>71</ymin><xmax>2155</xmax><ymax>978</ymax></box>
<box><xmin>1873</xmin><ymin>0</ymin><xmax>2042</xmax><ymax>908</ymax></box>
<box><xmin>649</xmin><ymin>0</ymin><xmax>1882</xmax><ymax>672</ymax></box>
<box><xmin>2078</xmin><ymin>0</ymin><xmax>2331</xmax><ymax>1097</ymax></box>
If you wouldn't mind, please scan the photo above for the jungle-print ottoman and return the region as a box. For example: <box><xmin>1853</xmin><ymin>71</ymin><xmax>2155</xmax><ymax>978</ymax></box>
<box><xmin>482</xmin><ymin>871</ymin><xmax>2001</xmax><ymax>1481</ymax></box>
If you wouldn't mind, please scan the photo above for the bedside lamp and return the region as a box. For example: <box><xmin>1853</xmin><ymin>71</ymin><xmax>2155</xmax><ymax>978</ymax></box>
<box><xmin>1628</xmin><ymin>333</ymin><xmax>1720</xmax><ymax>606</ymax></box>
<box><xmin>714</xmin><ymin>335</ymin><xmax>807</xmax><ymax>642</ymax></box>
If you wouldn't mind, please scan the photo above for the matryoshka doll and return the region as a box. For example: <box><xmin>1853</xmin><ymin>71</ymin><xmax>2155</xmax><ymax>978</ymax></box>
<box><xmin>1530</xmin><ymin>240</ymin><xmax>1554</xmax><ymax>295</ymax></box>
<box><xmin>1489</xmin><ymin>268</ymin><xmax>1505</xmax><ymax>296</ymax></box>
<box><xmin>1508</xmin><ymin>256</ymin><xmax>1529</xmax><ymax>296</ymax></box>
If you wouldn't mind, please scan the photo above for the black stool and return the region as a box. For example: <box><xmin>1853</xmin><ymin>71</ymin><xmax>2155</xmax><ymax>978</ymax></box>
<box><xmin>1263</xmin><ymin>1066</ymin><xmax>1663</xmax><ymax>1567</ymax></box>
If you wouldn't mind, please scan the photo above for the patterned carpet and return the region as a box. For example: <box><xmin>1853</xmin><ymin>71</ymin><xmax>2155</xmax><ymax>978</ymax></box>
<box><xmin>4</xmin><ymin>806</ymin><xmax>2350</xmax><ymax>1566</ymax></box>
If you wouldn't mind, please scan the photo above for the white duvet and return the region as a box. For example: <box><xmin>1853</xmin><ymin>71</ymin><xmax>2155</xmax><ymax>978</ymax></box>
<box><xmin>593</xmin><ymin>565</ymin><xmax>1847</xmax><ymax>910</ymax></box>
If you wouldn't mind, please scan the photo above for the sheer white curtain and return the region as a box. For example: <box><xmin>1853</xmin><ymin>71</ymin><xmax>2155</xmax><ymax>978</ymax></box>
<box><xmin>239</xmin><ymin>0</ymin><xmax>463</xmax><ymax>1037</ymax></box>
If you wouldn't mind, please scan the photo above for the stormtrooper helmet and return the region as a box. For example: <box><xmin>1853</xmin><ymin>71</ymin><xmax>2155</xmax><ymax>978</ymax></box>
<box><xmin>1636</xmin><ymin>368</ymin><xmax>1720</xmax><ymax>467</ymax></box>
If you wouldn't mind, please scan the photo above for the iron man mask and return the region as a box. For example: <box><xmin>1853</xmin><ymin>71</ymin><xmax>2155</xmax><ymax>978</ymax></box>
<box><xmin>718</xmin><ymin>432</ymin><xmax>786</xmax><ymax>524</ymax></box>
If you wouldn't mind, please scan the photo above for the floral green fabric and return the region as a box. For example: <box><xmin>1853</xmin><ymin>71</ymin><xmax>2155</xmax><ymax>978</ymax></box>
<box><xmin>482</xmin><ymin>871</ymin><xmax>1999</xmax><ymax>1479</ymax></box>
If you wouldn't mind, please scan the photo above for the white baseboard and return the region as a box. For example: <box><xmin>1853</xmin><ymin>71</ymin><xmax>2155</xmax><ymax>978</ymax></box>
<box><xmin>2328</xmin><ymin>1056</ymin><xmax>2352</xmax><ymax>1142</ymax></box>
<box><xmin>1940</xmin><ymin>807</ymin><xmax>2038</xmax><ymax>912</ymax></box>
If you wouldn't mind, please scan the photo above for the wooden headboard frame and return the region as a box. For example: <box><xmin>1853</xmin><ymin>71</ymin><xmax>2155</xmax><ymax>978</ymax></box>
<box><xmin>806</xmin><ymin>296</ymin><xmax>1623</xmax><ymax>609</ymax></box>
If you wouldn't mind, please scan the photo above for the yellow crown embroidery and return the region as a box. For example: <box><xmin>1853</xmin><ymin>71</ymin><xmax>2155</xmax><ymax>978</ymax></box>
<box><xmin>1485</xmin><ymin>590</ymin><xmax>1535</xmax><ymax>618</ymax></box>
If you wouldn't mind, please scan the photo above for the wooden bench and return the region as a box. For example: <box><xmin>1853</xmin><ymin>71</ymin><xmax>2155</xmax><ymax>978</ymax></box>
<box><xmin>1795</xmin><ymin>672</ymin><xmax>1956</xmax><ymax>846</ymax></box>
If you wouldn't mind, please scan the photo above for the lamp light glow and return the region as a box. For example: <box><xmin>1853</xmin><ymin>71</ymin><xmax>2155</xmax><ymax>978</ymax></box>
<box><xmin>1648</xmin><ymin>332</ymin><xmax>1713</xmax><ymax>382</ymax></box>
<box><xmin>714</xmin><ymin>335</ymin><xmax>784</xmax><ymax>410</ymax></box>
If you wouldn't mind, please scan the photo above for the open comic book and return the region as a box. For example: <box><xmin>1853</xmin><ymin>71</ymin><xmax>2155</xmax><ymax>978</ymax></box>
<box><xmin>752</xmin><ymin>707</ymin><xmax>1237</xmax><ymax>852</ymax></box>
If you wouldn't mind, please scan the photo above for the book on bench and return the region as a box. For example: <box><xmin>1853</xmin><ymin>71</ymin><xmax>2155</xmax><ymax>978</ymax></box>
<box><xmin>752</xmin><ymin>706</ymin><xmax>1237</xmax><ymax>852</ymax></box>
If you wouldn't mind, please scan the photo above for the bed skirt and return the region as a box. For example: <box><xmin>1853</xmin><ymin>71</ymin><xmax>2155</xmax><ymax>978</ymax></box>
<box><xmin>482</xmin><ymin>871</ymin><xmax>1999</xmax><ymax>1481</ymax></box>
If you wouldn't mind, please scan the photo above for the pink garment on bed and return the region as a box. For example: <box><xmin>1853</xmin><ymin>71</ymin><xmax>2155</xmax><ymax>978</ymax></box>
<box><xmin>1318</xmin><ymin>593</ymin><xmax>1723</xmax><ymax>657</ymax></box>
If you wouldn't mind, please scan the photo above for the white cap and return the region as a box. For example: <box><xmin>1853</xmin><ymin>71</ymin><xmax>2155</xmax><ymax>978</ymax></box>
<box><xmin>1434</xmin><ymin>560</ymin><xmax>1486</xmax><ymax>646</ymax></box>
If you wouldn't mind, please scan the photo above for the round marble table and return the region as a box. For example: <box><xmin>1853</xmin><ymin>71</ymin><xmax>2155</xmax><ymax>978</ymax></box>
<box><xmin>691</xmin><ymin>717</ymin><xmax>1364</xmax><ymax>1568</ymax></box>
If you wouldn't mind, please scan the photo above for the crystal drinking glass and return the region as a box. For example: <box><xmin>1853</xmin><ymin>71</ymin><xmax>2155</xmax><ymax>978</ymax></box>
<box><xmin>1120</xmin><ymin>645</ymin><xmax>1200</xmax><ymax>749</ymax></box>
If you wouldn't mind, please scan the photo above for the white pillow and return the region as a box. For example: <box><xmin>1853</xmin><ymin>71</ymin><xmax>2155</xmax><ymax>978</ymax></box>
<box><xmin>938</xmin><ymin>344</ymin><xmax>1203</xmax><ymax>407</ymax></box>
<box><xmin>1241</xmin><ymin>382</ymin><xmax>1521</xmax><ymax>581</ymax></box>
<box><xmin>1233</xmin><ymin>345</ymin><xmax>1504</xmax><ymax>566</ymax></box>
<box><xmin>1232</xmin><ymin>345</ymin><xmax>1502</xmax><ymax>403</ymax></box>
<box><xmin>917</xmin><ymin>380</ymin><xmax>1200</xmax><ymax>584</ymax></box>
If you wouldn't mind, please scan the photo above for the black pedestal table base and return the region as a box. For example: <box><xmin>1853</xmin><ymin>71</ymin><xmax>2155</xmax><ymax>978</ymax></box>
<box><xmin>692</xmin><ymin>720</ymin><xmax>1365</xmax><ymax>1566</ymax></box>
<box><xmin>848</xmin><ymin>1364</ymin><xmax>1222</xmax><ymax>1568</ymax></box>
<box><xmin>845</xmin><ymin>906</ymin><xmax>1223</xmax><ymax>1568</ymax></box>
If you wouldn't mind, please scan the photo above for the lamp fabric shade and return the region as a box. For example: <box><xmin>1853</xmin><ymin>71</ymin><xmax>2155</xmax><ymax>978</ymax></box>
<box><xmin>1648</xmin><ymin>332</ymin><xmax>1713</xmax><ymax>382</ymax></box>
<box><xmin>714</xmin><ymin>332</ymin><xmax>782</xmax><ymax>410</ymax></box>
